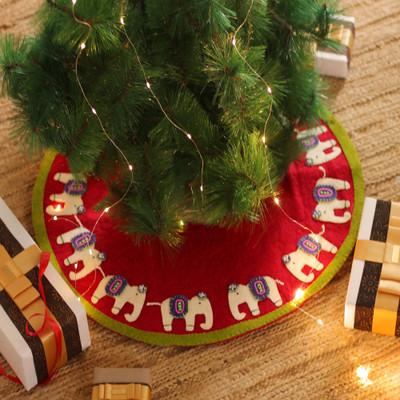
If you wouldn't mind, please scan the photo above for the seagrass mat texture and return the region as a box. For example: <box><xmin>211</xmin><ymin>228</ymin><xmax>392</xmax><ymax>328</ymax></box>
<box><xmin>0</xmin><ymin>0</ymin><xmax>399</xmax><ymax>398</ymax></box>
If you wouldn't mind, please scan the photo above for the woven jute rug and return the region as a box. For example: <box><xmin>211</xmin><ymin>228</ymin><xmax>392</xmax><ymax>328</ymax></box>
<box><xmin>0</xmin><ymin>0</ymin><xmax>399</xmax><ymax>398</ymax></box>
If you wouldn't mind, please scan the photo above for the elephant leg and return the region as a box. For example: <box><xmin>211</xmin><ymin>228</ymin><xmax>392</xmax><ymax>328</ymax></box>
<box><xmin>49</xmin><ymin>193</ymin><xmax>66</xmax><ymax>203</ymax></box>
<box><xmin>91</xmin><ymin>278</ymin><xmax>108</xmax><ymax>304</ymax></box>
<box><xmin>320</xmin><ymin>139</ymin><xmax>335</xmax><ymax>151</ymax></box>
<box><xmin>323</xmin><ymin>212</ymin><xmax>351</xmax><ymax>224</ymax></box>
<box><xmin>162</xmin><ymin>312</ymin><xmax>174</xmax><ymax>332</ymax></box>
<box><xmin>111</xmin><ymin>297</ymin><xmax>126</xmax><ymax>315</ymax></box>
<box><xmin>248</xmin><ymin>298</ymin><xmax>260</xmax><ymax>316</ymax></box>
<box><xmin>324</xmin><ymin>146</ymin><xmax>342</xmax><ymax>161</ymax></box>
<box><xmin>319</xmin><ymin>178</ymin><xmax>350</xmax><ymax>190</ymax></box>
<box><xmin>65</xmin><ymin>251</ymin><xmax>80</xmax><ymax>267</ymax></box>
<box><xmin>185</xmin><ymin>312</ymin><xmax>196</xmax><ymax>332</ymax></box>
<box><xmin>287</xmin><ymin>264</ymin><xmax>315</xmax><ymax>283</ymax></box>
<box><xmin>309</xmin><ymin>256</ymin><xmax>324</xmax><ymax>271</ymax></box>
<box><xmin>70</xmin><ymin>264</ymin><xmax>96</xmax><ymax>281</ymax></box>
<box><xmin>332</xmin><ymin>199</ymin><xmax>350</xmax><ymax>209</ymax></box>
<box><xmin>54</xmin><ymin>172</ymin><xmax>74</xmax><ymax>184</ymax></box>
<box><xmin>314</xmin><ymin>236</ymin><xmax>337</xmax><ymax>254</ymax></box>
<box><xmin>57</xmin><ymin>227</ymin><xmax>86</xmax><ymax>245</ymax></box>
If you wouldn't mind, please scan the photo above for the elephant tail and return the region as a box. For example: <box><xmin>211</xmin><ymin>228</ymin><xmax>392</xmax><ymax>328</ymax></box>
<box><xmin>275</xmin><ymin>279</ymin><xmax>285</xmax><ymax>286</ymax></box>
<box><xmin>146</xmin><ymin>302</ymin><xmax>162</xmax><ymax>307</ymax></box>
<box><xmin>318</xmin><ymin>166</ymin><xmax>326</xmax><ymax>178</ymax></box>
<box><xmin>318</xmin><ymin>224</ymin><xmax>326</xmax><ymax>236</ymax></box>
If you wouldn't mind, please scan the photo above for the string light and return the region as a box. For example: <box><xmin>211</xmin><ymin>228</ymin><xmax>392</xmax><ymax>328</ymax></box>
<box><xmin>273</xmin><ymin>196</ymin><xmax>280</xmax><ymax>206</ymax></box>
<box><xmin>294</xmin><ymin>288</ymin><xmax>305</xmax><ymax>301</ymax></box>
<box><xmin>291</xmin><ymin>287</ymin><xmax>324</xmax><ymax>327</ymax></box>
<box><xmin>356</xmin><ymin>365</ymin><xmax>372</xmax><ymax>386</ymax></box>
<box><xmin>71</xmin><ymin>1</ymin><xmax>135</xmax><ymax>241</ymax></box>
<box><xmin>53</xmin><ymin>216</ymin><xmax>58</xmax><ymax>221</ymax></box>
<box><xmin>119</xmin><ymin>18</ymin><xmax>205</xmax><ymax>199</ymax></box>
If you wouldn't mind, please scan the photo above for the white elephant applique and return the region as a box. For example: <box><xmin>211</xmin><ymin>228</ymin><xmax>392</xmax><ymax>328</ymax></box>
<box><xmin>297</xmin><ymin>125</ymin><xmax>342</xmax><ymax>166</ymax></box>
<box><xmin>228</xmin><ymin>276</ymin><xmax>284</xmax><ymax>321</ymax></box>
<box><xmin>312</xmin><ymin>167</ymin><xmax>351</xmax><ymax>224</ymax></box>
<box><xmin>56</xmin><ymin>227</ymin><xmax>106</xmax><ymax>281</ymax></box>
<box><xmin>91</xmin><ymin>275</ymin><xmax>147</xmax><ymax>322</ymax></box>
<box><xmin>46</xmin><ymin>172</ymin><xmax>87</xmax><ymax>216</ymax></box>
<box><xmin>282</xmin><ymin>227</ymin><xmax>337</xmax><ymax>283</ymax></box>
<box><xmin>147</xmin><ymin>292</ymin><xmax>213</xmax><ymax>332</ymax></box>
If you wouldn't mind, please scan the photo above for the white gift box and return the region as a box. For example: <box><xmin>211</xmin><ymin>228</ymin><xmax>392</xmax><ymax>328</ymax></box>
<box><xmin>0</xmin><ymin>197</ymin><xmax>91</xmax><ymax>391</ymax></box>
<box><xmin>315</xmin><ymin>15</ymin><xmax>356</xmax><ymax>79</ymax></box>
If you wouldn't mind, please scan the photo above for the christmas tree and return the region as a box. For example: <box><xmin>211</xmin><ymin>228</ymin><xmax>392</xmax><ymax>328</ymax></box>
<box><xmin>0</xmin><ymin>0</ymin><xmax>338</xmax><ymax>247</ymax></box>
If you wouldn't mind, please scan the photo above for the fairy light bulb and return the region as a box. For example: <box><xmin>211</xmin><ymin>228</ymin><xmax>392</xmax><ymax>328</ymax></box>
<box><xmin>267</xmin><ymin>86</ymin><xmax>272</xmax><ymax>95</ymax></box>
<box><xmin>261</xmin><ymin>135</ymin><xmax>266</xmax><ymax>144</ymax></box>
<box><xmin>128</xmin><ymin>164</ymin><xmax>133</xmax><ymax>171</ymax></box>
<box><xmin>200</xmin><ymin>185</ymin><xmax>204</xmax><ymax>192</ymax></box>
<box><xmin>186</xmin><ymin>134</ymin><xmax>192</xmax><ymax>140</ymax></box>
<box><xmin>53</xmin><ymin>216</ymin><xmax>58</xmax><ymax>221</ymax></box>
<box><xmin>104</xmin><ymin>207</ymin><xmax>110</xmax><ymax>213</ymax></box>
<box><xmin>232</xmin><ymin>37</ymin><xmax>236</xmax><ymax>47</ymax></box>
<box><xmin>91</xmin><ymin>107</ymin><xmax>97</xmax><ymax>115</ymax></box>
<box><xmin>120</xmin><ymin>16</ymin><xmax>125</xmax><ymax>25</ymax></box>
<box><xmin>74</xmin><ymin>263</ymin><xmax>78</xmax><ymax>270</ymax></box>
<box><xmin>317</xmin><ymin>318</ymin><xmax>324</xmax><ymax>326</ymax></box>
<box><xmin>294</xmin><ymin>288</ymin><xmax>305</xmax><ymax>301</ymax></box>
<box><xmin>145</xmin><ymin>81</ymin><xmax>151</xmax><ymax>89</ymax></box>
<box><xmin>80</xmin><ymin>42</ymin><xmax>86</xmax><ymax>50</ymax></box>
<box><xmin>55</xmin><ymin>204</ymin><xmax>62</xmax><ymax>212</ymax></box>
<box><xmin>273</xmin><ymin>196</ymin><xmax>280</xmax><ymax>206</ymax></box>
<box><xmin>356</xmin><ymin>366</ymin><xmax>372</xmax><ymax>386</ymax></box>
<box><xmin>89</xmin><ymin>249</ymin><xmax>93</xmax><ymax>255</ymax></box>
<box><xmin>179</xmin><ymin>220</ymin><xmax>185</xmax><ymax>228</ymax></box>
<box><xmin>72</xmin><ymin>0</ymin><xmax>76</xmax><ymax>4</ymax></box>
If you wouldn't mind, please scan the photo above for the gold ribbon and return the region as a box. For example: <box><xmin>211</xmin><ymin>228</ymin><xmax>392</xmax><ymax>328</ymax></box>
<box><xmin>0</xmin><ymin>245</ymin><xmax>67</xmax><ymax>372</ymax></box>
<box><xmin>317</xmin><ymin>19</ymin><xmax>355</xmax><ymax>65</ymax></box>
<box><xmin>92</xmin><ymin>383</ymin><xmax>151</xmax><ymax>400</ymax></box>
<box><xmin>354</xmin><ymin>201</ymin><xmax>400</xmax><ymax>336</ymax></box>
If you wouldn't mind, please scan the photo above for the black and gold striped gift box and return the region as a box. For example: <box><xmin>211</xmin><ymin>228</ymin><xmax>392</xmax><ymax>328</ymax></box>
<box><xmin>0</xmin><ymin>197</ymin><xmax>91</xmax><ymax>390</ymax></box>
<box><xmin>345</xmin><ymin>197</ymin><xmax>400</xmax><ymax>336</ymax></box>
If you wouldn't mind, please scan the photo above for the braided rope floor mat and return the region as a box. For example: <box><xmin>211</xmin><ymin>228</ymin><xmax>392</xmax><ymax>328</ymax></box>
<box><xmin>0</xmin><ymin>0</ymin><xmax>399</xmax><ymax>398</ymax></box>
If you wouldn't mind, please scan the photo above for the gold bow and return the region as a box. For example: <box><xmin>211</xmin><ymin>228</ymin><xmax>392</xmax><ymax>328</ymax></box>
<box><xmin>92</xmin><ymin>383</ymin><xmax>151</xmax><ymax>400</ymax></box>
<box><xmin>354</xmin><ymin>201</ymin><xmax>400</xmax><ymax>336</ymax></box>
<box><xmin>0</xmin><ymin>245</ymin><xmax>67</xmax><ymax>372</ymax></box>
<box><xmin>317</xmin><ymin>19</ymin><xmax>355</xmax><ymax>65</ymax></box>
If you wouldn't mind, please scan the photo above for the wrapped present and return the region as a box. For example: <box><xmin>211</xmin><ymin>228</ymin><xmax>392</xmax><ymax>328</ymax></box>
<box><xmin>0</xmin><ymin>197</ymin><xmax>91</xmax><ymax>390</ymax></box>
<box><xmin>315</xmin><ymin>15</ymin><xmax>355</xmax><ymax>78</ymax></box>
<box><xmin>92</xmin><ymin>368</ymin><xmax>152</xmax><ymax>400</ymax></box>
<box><xmin>345</xmin><ymin>197</ymin><xmax>400</xmax><ymax>336</ymax></box>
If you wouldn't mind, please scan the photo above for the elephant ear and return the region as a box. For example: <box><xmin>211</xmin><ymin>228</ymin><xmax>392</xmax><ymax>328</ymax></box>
<box><xmin>197</xmin><ymin>292</ymin><xmax>207</xmax><ymax>299</ymax></box>
<box><xmin>228</xmin><ymin>284</ymin><xmax>238</xmax><ymax>292</ymax></box>
<box><xmin>138</xmin><ymin>284</ymin><xmax>147</xmax><ymax>293</ymax></box>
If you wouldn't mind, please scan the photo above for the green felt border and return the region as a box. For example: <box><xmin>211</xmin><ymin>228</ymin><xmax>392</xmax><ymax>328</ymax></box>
<box><xmin>32</xmin><ymin>115</ymin><xmax>364</xmax><ymax>346</ymax></box>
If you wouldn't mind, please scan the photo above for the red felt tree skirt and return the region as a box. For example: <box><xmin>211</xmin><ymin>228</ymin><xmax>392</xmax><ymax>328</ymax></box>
<box><xmin>32</xmin><ymin>116</ymin><xmax>364</xmax><ymax>345</ymax></box>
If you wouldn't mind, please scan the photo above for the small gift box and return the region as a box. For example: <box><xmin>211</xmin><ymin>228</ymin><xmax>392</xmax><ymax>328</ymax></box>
<box><xmin>315</xmin><ymin>15</ymin><xmax>355</xmax><ymax>78</ymax></box>
<box><xmin>92</xmin><ymin>368</ymin><xmax>152</xmax><ymax>400</ymax></box>
<box><xmin>345</xmin><ymin>197</ymin><xmax>400</xmax><ymax>337</ymax></box>
<box><xmin>0</xmin><ymin>197</ymin><xmax>91</xmax><ymax>390</ymax></box>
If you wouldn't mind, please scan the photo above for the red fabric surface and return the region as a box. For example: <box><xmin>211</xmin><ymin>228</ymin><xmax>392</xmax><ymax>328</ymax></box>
<box><xmin>42</xmin><ymin>121</ymin><xmax>354</xmax><ymax>334</ymax></box>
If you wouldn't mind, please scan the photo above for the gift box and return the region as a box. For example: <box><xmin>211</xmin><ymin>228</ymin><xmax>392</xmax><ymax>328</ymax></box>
<box><xmin>315</xmin><ymin>15</ymin><xmax>355</xmax><ymax>79</ymax></box>
<box><xmin>0</xmin><ymin>197</ymin><xmax>91</xmax><ymax>390</ymax></box>
<box><xmin>345</xmin><ymin>197</ymin><xmax>400</xmax><ymax>337</ymax></box>
<box><xmin>92</xmin><ymin>368</ymin><xmax>152</xmax><ymax>400</ymax></box>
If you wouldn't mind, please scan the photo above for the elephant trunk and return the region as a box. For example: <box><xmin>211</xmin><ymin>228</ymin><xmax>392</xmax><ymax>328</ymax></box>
<box><xmin>228</xmin><ymin>293</ymin><xmax>246</xmax><ymax>321</ymax></box>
